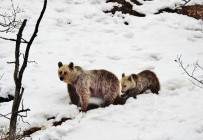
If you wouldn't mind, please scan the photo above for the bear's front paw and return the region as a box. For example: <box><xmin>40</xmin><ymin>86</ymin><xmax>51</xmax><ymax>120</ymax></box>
<box><xmin>78</xmin><ymin>107</ymin><xmax>87</xmax><ymax>112</ymax></box>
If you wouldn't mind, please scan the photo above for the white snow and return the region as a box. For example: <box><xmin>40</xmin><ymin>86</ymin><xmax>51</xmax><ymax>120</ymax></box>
<box><xmin>0</xmin><ymin>0</ymin><xmax>203</xmax><ymax>140</ymax></box>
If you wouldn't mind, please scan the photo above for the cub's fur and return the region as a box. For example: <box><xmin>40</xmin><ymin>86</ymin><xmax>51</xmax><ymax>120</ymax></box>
<box><xmin>58</xmin><ymin>61</ymin><xmax>126</xmax><ymax>112</ymax></box>
<box><xmin>121</xmin><ymin>70</ymin><xmax>160</xmax><ymax>98</ymax></box>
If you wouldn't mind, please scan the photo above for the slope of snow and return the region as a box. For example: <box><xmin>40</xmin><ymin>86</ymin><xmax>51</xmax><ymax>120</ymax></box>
<box><xmin>0</xmin><ymin>0</ymin><xmax>203</xmax><ymax>140</ymax></box>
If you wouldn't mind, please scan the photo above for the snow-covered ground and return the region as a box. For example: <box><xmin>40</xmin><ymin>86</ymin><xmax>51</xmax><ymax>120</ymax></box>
<box><xmin>0</xmin><ymin>0</ymin><xmax>203</xmax><ymax>139</ymax></box>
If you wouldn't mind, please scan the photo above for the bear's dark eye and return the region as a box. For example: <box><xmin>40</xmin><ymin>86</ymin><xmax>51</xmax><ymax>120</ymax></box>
<box><xmin>64</xmin><ymin>72</ymin><xmax>67</xmax><ymax>75</ymax></box>
<box><xmin>123</xmin><ymin>85</ymin><xmax>126</xmax><ymax>88</ymax></box>
<box><xmin>59</xmin><ymin>71</ymin><xmax>62</xmax><ymax>75</ymax></box>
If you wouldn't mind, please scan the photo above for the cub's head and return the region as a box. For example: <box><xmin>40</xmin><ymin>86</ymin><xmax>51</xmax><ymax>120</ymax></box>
<box><xmin>121</xmin><ymin>73</ymin><xmax>138</xmax><ymax>93</ymax></box>
<box><xmin>58</xmin><ymin>61</ymin><xmax>76</xmax><ymax>84</ymax></box>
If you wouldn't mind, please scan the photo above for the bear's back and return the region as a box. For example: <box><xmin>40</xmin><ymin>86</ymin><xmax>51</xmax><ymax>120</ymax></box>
<box><xmin>77</xmin><ymin>69</ymin><xmax>119</xmax><ymax>97</ymax></box>
<box><xmin>90</xmin><ymin>69</ymin><xmax>119</xmax><ymax>82</ymax></box>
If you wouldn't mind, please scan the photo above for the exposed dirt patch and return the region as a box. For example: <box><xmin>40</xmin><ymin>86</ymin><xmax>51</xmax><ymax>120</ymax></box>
<box><xmin>156</xmin><ymin>5</ymin><xmax>203</xmax><ymax>20</ymax></box>
<box><xmin>104</xmin><ymin>0</ymin><xmax>145</xmax><ymax>17</ymax></box>
<box><xmin>104</xmin><ymin>0</ymin><xmax>203</xmax><ymax>20</ymax></box>
<box><xmin>22</xmin><ymin>127</ymin><xmax>42</xmax><ymax>137</ymax></box>
<box><xmin>53</xmin><ymin>117</ymin><xmax>71</xmax><ymax>126</ymax></box>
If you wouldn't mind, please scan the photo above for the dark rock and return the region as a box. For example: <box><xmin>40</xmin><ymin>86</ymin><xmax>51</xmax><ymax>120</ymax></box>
<box><xmin>0</xmin><ymin>94</ymin><xmax>14</xmax><ymax>103</ymax></box>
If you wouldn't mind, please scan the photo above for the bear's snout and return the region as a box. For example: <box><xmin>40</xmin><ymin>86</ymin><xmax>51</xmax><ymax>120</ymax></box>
<box><xmin>60</xmin><ymin>77</ymin><xmax>64</xmax><ymax>81</ymax></box>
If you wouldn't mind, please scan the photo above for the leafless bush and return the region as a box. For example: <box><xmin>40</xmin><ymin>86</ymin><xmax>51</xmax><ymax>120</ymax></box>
<box><xmin>0</xmin><ymin>0</ymin><xmax>23</xmax><ymax>33</ymax></box>
<box><xmin>175</xmin><ymin>55</ymin><xmax>203</xmax><ymax>89</ymax></box>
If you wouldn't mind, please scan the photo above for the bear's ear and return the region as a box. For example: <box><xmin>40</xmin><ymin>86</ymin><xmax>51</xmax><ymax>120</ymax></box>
<box><xmin>122</xmin><ymin>73</ymin><xmax>125</xmax><ymax>78</ymax></box>
<box><xmin>128</xmin><ymin>76</ymin><xmax>132</xmax><ymax>81</ymax></box>
<box><xmin>58</xmin><ymin>62</ymin><xmax>63</xmax><ymax>68</ymax></box>
<box><xmin>131</xmin><ymin>74</ymin><xmax>138</xmax><ymax>84</ymax></box>
<box><xmin>69</xmin><ymin>62</ymin><xmax>74</xmax><ymax>70</ymax></box>
<box><xmin>131</xmin><ymin>74</ymin><xmax>138</xmax><ymax>80</ymax></box>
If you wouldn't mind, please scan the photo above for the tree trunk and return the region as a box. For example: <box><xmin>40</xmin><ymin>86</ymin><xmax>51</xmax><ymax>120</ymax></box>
<box><xmin>8</xmin><ymin>0</ymin><xmax>47</xmax><ymax>138</ymax></box>
<box><xmin>8</xmin><ymin>19</ymin><xmax>27</xmax><ymax>140</ymax></box>
<box><xmin>9</xmin><ymin>87</ymin><xmax>22</xmax><ymax>140</ymax></box>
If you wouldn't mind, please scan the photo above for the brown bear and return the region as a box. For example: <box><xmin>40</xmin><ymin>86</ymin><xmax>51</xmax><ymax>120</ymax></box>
<box><xmin>61</xmin><ymin>65</ymin><xmax>101</xmax><ymax>110</ymax></box>
<box><xmin>58</xmin><ymin>61</ymin><xmax>126</xmax><ymax>112</ymax></box>
<box><xmin>121</xmin><ymin>70</ymin><xmax>160</xmax><ymax>99</ymax></box>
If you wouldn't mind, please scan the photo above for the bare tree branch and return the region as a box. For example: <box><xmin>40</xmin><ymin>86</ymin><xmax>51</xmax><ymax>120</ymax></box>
<box><xmin>0</xmin><ymin>102</ymin><xmax>30</xmax><ymax>122</ymax></box>
<box><xmin>191</xmin><ymin>63</ymin><xmax>198</xmax><ymax>77</ymax></box>
<box><xmin>0</xmin><ymin>114</ymin><xmax>10</xmax><ymax>120</ymax></box>
<box><xmin>0</xmin><ymin>73</ymin><xmax>4</xmax><ymax>93</ymax></box>
<box><xmin>7</xmin><ymin>61</ymin><xmax>16</xmax><ymax>64</ymax></box>
<box><xmin>175</xmin><ymin>55</ymin><xmax>203</xmax><ymax>89</ymax></box>
<box><xmin>0</xmin><ymin>0</ymin><xmax>23</xmax><ymax>33</ymax></box>
<box><xmin>196</xmin><ymin>61</ymin><xmax>203</xmax><ymax>71</ymax></box>
<box><xmin>18</xmin><ymin>0</ymin><xmax>47</xmax><ymax>82</ymax></box>
<box><xmin>0</xmin><ymin>36</ymin><xmax>28</xmax><ymax>43</ymax></box>
<box><xmin>16</xmin><ymin>100</ymin><xmax>30</xmax><ymax>125</ymax></box>
<box><xmin>189</xmin><ymin>79</ymin><xmax>203</xmax><ymax>89</ymax></box>
<box><xmin>0</xmin><ymin>73</ymin><xmax>4</xmax><ymax>81</ymax></box>
<box><xmin>27</xmin><ymin>61</ymin><xmax>38</xmax><ymax>64</ymax></box>
<box><xmin>182</xmin><ymin>0</ymin><xmax>191</xmax><ymax>7</ymax></box>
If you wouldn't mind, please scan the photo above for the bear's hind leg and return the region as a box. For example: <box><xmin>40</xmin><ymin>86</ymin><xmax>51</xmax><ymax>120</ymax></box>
<box><xmin>150</xmin><ymin>88</ymin><xmax>159</xmax><ymax>94</ymax></box>
<box><xmin>103</xmin><ymin>93</ymin><xmax>115</xmax><ymax>107</ymax></box>
<box><xmin>87</xmin><ymin>104</ymin><xmax>100</xmax><ymax>110</ymax></box>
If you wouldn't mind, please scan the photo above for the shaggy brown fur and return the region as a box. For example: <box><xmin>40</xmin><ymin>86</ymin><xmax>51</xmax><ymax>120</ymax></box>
<box><xmin>67</xmin><ymin>84</ymin><xmax>102</xmax><ymax>110</ymax></box>
<box><xmin>67</xmin><ymin>84</ymin><xmax>79</xmax><ymax>106</ymax></box>
<box><xmin>66</xmin><ymin>65</ymin><xmax>82</xmax><ymax>106</ymax></box>
<box><xmin>121</xmin><ymin>70</ymin><xmax>160</xmax><ymax>99</ymax></box>
<box><xmin>58</xmin><ymin>62</ymin><xmax>126</xmax><ymax>112</ymax></box>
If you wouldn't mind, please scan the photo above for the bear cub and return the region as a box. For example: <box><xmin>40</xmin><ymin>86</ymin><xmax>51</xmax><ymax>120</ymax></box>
<box><xmin>121</xmin><ymin>70</ymin><xmax>160</xmax><ymax>99</ymax></box>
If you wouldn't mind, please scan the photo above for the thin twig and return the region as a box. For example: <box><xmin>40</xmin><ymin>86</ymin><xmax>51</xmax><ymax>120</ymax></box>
<box><xmin>0</xmin><ymin>0</ymin><xmax>23</xmax><ymax>33</ymax></box>
<box><xmin>0</xmin><ymin>36</ymin><xmax>28</xmax><ymax>43</ymax></box>
<box><xmin>21</xmin><ymin>38</ymin><xmax>28</xmax><ymax>43</ymax></box>
<box><xmin>0</xmin><ymin>36</ymin><xmax>17</xmax><ymax>42</ymax></box>
<box><xmin>0</xmin><ymin>100</ymin><xmax>30</xmax><ymax>122</ymax></box>
<box><xmin>27</xmin><ymin>61</ymin><xmax>38</xmax><ymax>64</ymax></box>
<box><xmin>0</xmin><ymin>73</ymin><xmax>4</xmax><ymax>80</ymax></box>
<box><xmin>16</xmin><ymin>100</ymin><xmax>30</xmax><ymax>125</ymax></box>
<box><xmin>175</xmin><ymin>55</ymin><xmax>203</xmax><ymax>88</ymax></box>
<box><xmin>182</xmin><ymin>0</ymin><xmax>191</xmax><ymax>6</ymax></box>
<box><xmin>191</xmin><ymin>64</ymin><xmax>198</xmax><ymax>77</ymax></box>
<box><xmin>7</xmin><ymin>61</ymin><xmax>16</xmax><ymax>64</ymax></box>
<box><xmin>189</xmin><ymin>79</ymin><xmax>203</xmax><ymax>89</ymax></box>
<box><xmin>197</xmin><ymin>62</ymin><xmax>203</xmax><ymax>71</ymax></box>
<box><xmin>0</xmin><ymin>114</ymin><xmax>10</xmax><ymax>120</ymax></box>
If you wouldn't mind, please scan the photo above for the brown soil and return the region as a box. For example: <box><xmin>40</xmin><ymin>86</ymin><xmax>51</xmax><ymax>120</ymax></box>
<box><xmin>104</xmin><ymin>0</ymin><xmax>203</xmax><ymax>20</ymax></box>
